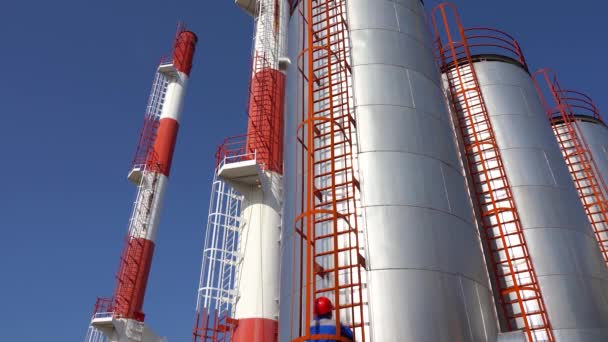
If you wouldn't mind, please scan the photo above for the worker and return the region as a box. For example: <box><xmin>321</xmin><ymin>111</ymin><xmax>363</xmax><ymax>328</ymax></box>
<box><xmin>309</xmin><ymin>296</ymin><xmax>354</xmax><ymax>342</ymax></box>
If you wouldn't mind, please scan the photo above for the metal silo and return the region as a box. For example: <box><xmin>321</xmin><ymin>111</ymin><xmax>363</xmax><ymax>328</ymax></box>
<box><xmin>434</xmin><ymin>3</ymin><xmax>608</xmax><ymax>341</ymax></box>
<box><xmin>280</xmin><ymin>0</ymin><xmax>504</xmax><ymax>341</ymax></box>
<box><xmin>534</xmin><ymin>69</ymin><xmax>608</xmax><ymax>266</ymax></box>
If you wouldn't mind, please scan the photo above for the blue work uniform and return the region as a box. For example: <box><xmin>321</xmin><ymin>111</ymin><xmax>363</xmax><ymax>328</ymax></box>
<box><xmin>308</xmin><ymin>318</ymin><xmax>354</xmax><ymax>342</ymax></box>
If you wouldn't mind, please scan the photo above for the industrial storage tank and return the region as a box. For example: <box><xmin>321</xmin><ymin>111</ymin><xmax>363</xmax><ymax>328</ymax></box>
<box><xmin>434</xmin><ymin>4</ymin><xmax>608</xmax><ymax>341</ymax></box>
<box><xmin>279</xmin><ymin>0</ymin><xmax>503</xmax><ymax>341</ymax></box>
<box><xmin>533</xmin><ymin>69</ymin><xmax>608</xmax><ymax>266</ymax></box>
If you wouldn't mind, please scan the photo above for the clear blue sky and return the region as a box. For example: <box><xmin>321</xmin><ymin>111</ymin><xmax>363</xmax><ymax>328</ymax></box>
<box><xmin>0</xmin><ymin>1</ymin><xmax>604</xmax><ymax>341</ymax></box>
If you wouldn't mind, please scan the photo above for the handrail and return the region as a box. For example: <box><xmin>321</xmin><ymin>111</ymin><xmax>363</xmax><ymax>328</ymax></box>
<box><xmin>555</xmin><ymin>89</ymin><xmax>603</xmax><ymax>122</ymax></box>
<box><xmin>215</xmin><ymin>134</ymin><xmax>258</xmax><ymax>169</ymax></box>
<box><xmin>436</xmin><ymin>25</ymin><xmax>528</xmax><ymax>70</ymax></box>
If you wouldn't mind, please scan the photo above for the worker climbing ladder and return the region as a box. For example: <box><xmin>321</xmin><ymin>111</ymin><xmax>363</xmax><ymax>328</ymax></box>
<box><xmin>292</xmin><ymin>0</ymin><xmax>367</xmax><ymax>341</ymax></box>
<box><xmin>432</xmin><ymin>3</ymin><xmax>554</xmax><ymax>341</ymax></box>
<box><xmin>534</xmin><ymin>69</ymin><xmax>608</xmax><ymax>265</ymax></box>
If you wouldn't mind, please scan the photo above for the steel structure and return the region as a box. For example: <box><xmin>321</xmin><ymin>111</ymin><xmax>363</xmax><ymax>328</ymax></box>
<box><xmin>435</xmin><ymin>3</ymin><xmax>608</xmax><ymax>341</ymax></box>
<box><xmin>193</xmin><ymin>0</ymin><xmax>288</xmax><ymax>341</ymax></box>
<box><xmin>193</xmin><ymin>167</ymin><xmax>243</xmax><ymax>342</ymax></box>
<box><xmin>432</xmin><ymin>4</ymin><xmax>552</xmax><ymax>341</ymax></box>
<box><xmin>285</xmin><ymin>0</ymin><xmax>366</xmax><ymax>340</ymax></box>
<box><xmin>533</xmin><ymin>69</ymin><xmax>608</xmax><ymax>266</ymax></box>
<box><xmin>86</xmin><ymin>26</ymin><xmax>197</xmax><ymax>342</ymax></box>
<box><xmin>280</xmin><ymin>0</ymin><xmax>509</xmax><ymax>341</ymax></box>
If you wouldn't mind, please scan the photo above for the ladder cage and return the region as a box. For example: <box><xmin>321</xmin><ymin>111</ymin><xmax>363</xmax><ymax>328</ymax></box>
<box><xmin>131</xmin><ymin>70</ymin><xmax>169</xmax><ymax>169</ymax></box>
<box><xmin>291</xmin><ymin>0</ymin><xmax>368</xmax><ymax>341</ymax></box>
<box><xmin>113</xmin><ymin>159</ymin><xmax>163</xmax><ymax>320</ymax></box>
<box><xmin>193</xmin><ymin>171</ymin><xmax>244</xmax><ymax>342</ymax></box>
<box><xmin>533</xmin><ymin>69</ymin><xmax>608</xmax><ymax>265</ymax></box>
<box><xmin>245</xmin><ymin>0</ymin><xmax>286</xmax><ymax>173</ymax></box>
<box><xmin>431</xmin><ymin>3</ymin><xmax>554</xmax><ymax>341</ymax></box>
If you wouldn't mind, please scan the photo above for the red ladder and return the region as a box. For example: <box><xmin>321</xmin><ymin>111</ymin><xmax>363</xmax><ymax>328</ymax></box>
<box><xmin>534</xmin><ymin>69</ymin><xmax>608</xmax><ymax>264</ymax></box>
<box><xmin>432</xmin><ymin>4</ymin><xmax>554</xmax><ymax>341</ymax></box>
<box><xmin>113</xmin><ymin>155</ymin><xmax>161</xmax><ymax>320</ymax></box>
<box><xmin>292</xmin><ymin>0</ymin><xmax>366</xmax><ymax>341</ymax></box>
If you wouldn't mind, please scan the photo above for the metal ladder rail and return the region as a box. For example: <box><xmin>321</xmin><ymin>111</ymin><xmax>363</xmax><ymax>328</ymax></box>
<box><xmin>193</xmin><ymin>176</ymin><xmax>243</xmax><ymax>342</ymax></box>
<box><xmin>113</xmin><ymin>161</ymin><xmax>161</xmax><ymax>321</ymax></box>
<box><xmin>293</xmin><ymin>0</ymin><xmax>366</xmax><ymax>340</ymax></box>
<box><xmin>534</xmin><ymin>70</ymin><xmax>608</xmax><ymax>264</ymax></box>
<box><xmin>432</xmin><ymin>4</ymin><xmax>554</xmax><ymax>341</ymax></box>
<box><xmin>551</xmin><ymin>122</ymin><xmax>608</xmax><ymax>262</ymax></box>
<box><xmin>247</xmin><ymin>0</ymin><xmax>282</xmax><ymax>170</ymax></box>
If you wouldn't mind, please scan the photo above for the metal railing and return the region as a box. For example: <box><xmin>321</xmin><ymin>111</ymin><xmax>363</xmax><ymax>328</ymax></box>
<box><xmin>215</xmin><ymin>134</ymin><xmax>258</xmax><ymax>170</ymax></box>
<box><xmin>435</xmin><ymin>24</ymin><xmax>528</xmax><ymax>70</ymax></box>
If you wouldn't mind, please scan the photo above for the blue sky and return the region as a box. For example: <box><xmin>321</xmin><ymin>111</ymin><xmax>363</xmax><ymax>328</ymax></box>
<box><xmin>0</xmin><ymin>1</ymin><xmax>605</xmax><ymax>341</ymax></box>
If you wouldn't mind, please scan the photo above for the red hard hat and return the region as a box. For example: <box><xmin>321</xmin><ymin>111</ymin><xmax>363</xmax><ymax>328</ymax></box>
<box><xmin>314</xmin><ymin>296</ymin><xmax>334</xmax><ymax>316</ymax></box>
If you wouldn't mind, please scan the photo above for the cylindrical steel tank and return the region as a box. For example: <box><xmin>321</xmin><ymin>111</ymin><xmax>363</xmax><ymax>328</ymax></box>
<box><xmin>571</xmin><ymin>116</ymin><xmax>608</xmax><ymax>197</ymax></box>
<box><xmin>280</xmin><ymin>0</ymin><xmax>501</xmax><ymax>341</ymax></box>
<box><xmin>539</xmin><ymin>83</ymin><xmax>608</xmax><ymax>265</ymax></box>
<box><xmin>443</xmin><ymin>44</ymin><xmax>608</xmax><ymax>341</ymax></box>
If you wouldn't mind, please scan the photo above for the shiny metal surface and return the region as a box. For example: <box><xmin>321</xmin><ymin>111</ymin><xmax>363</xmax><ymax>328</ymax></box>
<box><xmin>279</xmin><ymin>0</ymin><xmax>501</xmax><ymax>341</ymax></box>
<box><xmin>277</xmin><ymin>6</ymin><xmax>305</xmax><ymax>341</ymax></box>
<box><xmin>560</xmin><ymin>119</ymin><xmax>608</xmax><ymax>199</ymax></box>
<box><xmin>467</xmin><ymin>60</ymin><xmax>608</xmax><ymax>340</ymax></box>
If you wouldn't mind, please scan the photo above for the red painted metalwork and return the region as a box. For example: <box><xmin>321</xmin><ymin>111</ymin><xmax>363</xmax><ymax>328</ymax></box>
<box><xmin>432</xmin><ymin>3</ymin><xmax>554</xmax><ymax>341</ymax></box>
<box><xmin>215</xmin><ymin>134</ymin><xmax>256</xmax><ymax>167</ymax></box>
<box><xmin>113</xmin><ymin>237</ymin><xmax>156</xmax><ymax>321</ymax></box>
<box><xmin>291</xmin><ymin>0</ymin><xmax>366</xmax><ymax>341</ymax></box>
<box><xmin>92</xmin><ymin>297</ymin><xmax>115</xmax><ymax>317</ymax></box>
<box><xmin>132</xmin><ymin>112</ymin><xmax>161</xmax><ymax>169</ymax></box>
<box><xmin>246</xmin><ymin>66</ymin><xmax>286</xmax><ymax>174</ymax></box>
<box><xmin>438</xmin><ymin>26</ymin><xmax>528</xmax><ymax>69</ymax></box>
<box><xmin>547</xmin><ymin>88</ymin><xmax>603</xmax><ymax>122</ymax></box>
<box><xmin>192</xmin><ymin>309</ymin><xmax>237</xmax><ymax>342</ymax></box>
<box><xmin>533</xmin><ymin>68</ymin><xmax>608</xmax><ymax>265</ymax></box>
<box><xmin>147</xmin><ymin>118</ymin><xmax>179</xmax><ymax>177</ymax></box>
<box><xmin>173</xmin><ymin>24</ymin><xmax>198</xmax><ymax>76</ymax></box>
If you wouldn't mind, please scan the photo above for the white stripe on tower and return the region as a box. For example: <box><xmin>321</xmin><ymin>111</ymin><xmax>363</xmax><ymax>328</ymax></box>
<box><xmin>232</xmin><ymin>0</ymin><xmax>288</xmax><ymax>341</ymax></box>
<box><xmin>113</xmin><ymin>29</ymin><xmax>198</xmax><ymax>322</ymax></box>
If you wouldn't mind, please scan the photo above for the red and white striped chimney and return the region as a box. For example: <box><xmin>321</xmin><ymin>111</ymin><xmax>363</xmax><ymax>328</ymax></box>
<box><xmin>229</xmin><ymin>0</ymin><xmax>288</xmax><ymax>341</ymax></box>
<box><xmin>112</xmin><ymin>28</ymin><xmax>198</xmax><ymax>323</ymax></box>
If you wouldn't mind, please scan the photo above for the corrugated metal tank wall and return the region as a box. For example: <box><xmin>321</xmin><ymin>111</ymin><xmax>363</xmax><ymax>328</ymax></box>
<box><xmin>348</xmin><ymin>0</ymin><xmax>500</xmax><ymax>340</ymax></box>
<box><xmin>448</xmin><ymin>57</ymin><xmax>608</xmax><ymax>341</ymax></box>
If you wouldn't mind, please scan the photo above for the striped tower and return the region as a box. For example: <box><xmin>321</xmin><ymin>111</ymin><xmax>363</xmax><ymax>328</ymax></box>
<box><xmin>87</xmin><ymin>28</ymin><xmax>197</xmax><ymax>342</ymax></box>
<box><xmin>228</xmin><ymin>0</ymin><xmax>288</xmax><ymax>341</ymax></box>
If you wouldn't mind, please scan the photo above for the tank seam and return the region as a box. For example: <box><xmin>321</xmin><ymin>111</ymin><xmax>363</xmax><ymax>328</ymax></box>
<box><xmin>361</xmin><ymin>203</ymin><xmax>477</xmax><ymax>228</ymax></box>
<box><xmin>357</xmin><ymin>149</ymin><xmax>465</xmax><ymax>177</ymax></box>
<box><xmin>365</xmin><ymin>267</ymin><xmax>493</xmax><ymax>291</ymax></box>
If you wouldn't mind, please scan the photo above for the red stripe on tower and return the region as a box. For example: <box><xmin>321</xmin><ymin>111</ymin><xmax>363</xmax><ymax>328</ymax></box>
<box><xmin>149</xmin><ymin>119</ymin><xmax>180</xmax><ymax>177</ymax></box>
<box><xmin>173</xmin><ymin>30</ymin><xmax>197</xmax><ymax>76</ymax></box>
<box><xmin>232</xmin><ymin>318</ymin><xmax>279</xmax><ymax>342</ymax></box>
<box><xmin>113</xmin><ymin>238</ymin><xmax>155</xmax><ymax>321</ymax></box>
<box><xmin>246</xmin><ymin>67</ymin><xmax>286</xmax><ymax>174</ymax></box>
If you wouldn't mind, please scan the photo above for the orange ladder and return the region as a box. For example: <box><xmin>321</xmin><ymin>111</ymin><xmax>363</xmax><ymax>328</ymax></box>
<box><xmin>534</xmin><ymin>69</ymin><xmax>608</xmax><ymax>264</ymax></box>
<box><xmin>292</xmin><ymin>0</ymin><xmax>366</xmax><ymax>340</ymax></box>
<box><xmin>432</xmin><ymin>3</ymin><xmax>554</xmax><ymax>341</ymax></box>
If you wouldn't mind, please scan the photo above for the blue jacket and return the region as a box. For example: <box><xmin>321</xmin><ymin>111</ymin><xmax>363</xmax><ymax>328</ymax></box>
<box><xmin>308</xmin><ymin>318</ymin><xmax>354</xmax><ymax>342</ymax></box>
